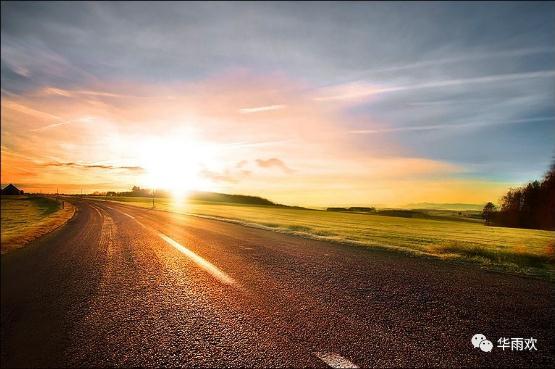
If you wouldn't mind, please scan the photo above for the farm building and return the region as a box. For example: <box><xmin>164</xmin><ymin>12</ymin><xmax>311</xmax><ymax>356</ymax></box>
<box><xmin>1</xmin><ymin>184</ymin><xmax>24</xmax><ymax>195</ymax></box>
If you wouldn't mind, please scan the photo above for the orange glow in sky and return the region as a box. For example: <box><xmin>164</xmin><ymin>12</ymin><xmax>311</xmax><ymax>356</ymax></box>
<box><xmin>0</xmin><ymin>73</ymin><xmax>514</xmax><ymax>207</ymax></box>
<box><xmin>2</xmin><ymin>2</ymin><xmax>554</xmax><ymax>208</ymax></box>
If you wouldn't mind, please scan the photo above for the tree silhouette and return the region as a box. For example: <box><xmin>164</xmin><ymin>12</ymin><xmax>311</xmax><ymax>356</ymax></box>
<box><xmin>488</xmin><ymin>159</ymin><xmax>555</xmax><ymax>230</ymax></box>
<box><xmin>482</xmin><ymin>202</ymin><xmax>496</xmax><ymax>225</ymax></box>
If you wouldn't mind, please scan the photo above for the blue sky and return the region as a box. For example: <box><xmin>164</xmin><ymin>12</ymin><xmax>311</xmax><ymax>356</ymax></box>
<box><xmin>1</xmin><ymin>2</ymin><xmax>554</xmax><ymax>204</ymax></box>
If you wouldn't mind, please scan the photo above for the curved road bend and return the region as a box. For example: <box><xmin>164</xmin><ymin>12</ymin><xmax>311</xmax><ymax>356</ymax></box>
<box><xmin>1</xmin><ymin>199</ymin><xmax>554</xmax><ymax>367</ymax></box>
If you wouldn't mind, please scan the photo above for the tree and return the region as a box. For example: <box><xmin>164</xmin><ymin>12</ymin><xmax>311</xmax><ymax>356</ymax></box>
<box><xmin>539</xmin><ymin>162</ymin><xmax>555</xmax><ymax>229</ymax></box>
<box><xmin>482</xmin><ymin>202</ymin><xmax>497</xmax><ymax>225</ymax></box>
<box><xmin>494</xmin><ymin>159</ymin><xmax>555</xmax><ymax>230</ymax></box>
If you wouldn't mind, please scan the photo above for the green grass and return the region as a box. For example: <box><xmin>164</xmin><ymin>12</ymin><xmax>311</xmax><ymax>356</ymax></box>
<box><xmin>375</xmin><ymin>209</ymin><xmax>482</xmax><ymax>223</ymax></box>
<box><xmin>1</xmin><ymin>196</ymin><xmax>74</xmax><ymax>253</ymax></box>
<box><xmin>93</xmin><ymin>196</ymin><xmax>555</xmax><ymax>277</ymax></box>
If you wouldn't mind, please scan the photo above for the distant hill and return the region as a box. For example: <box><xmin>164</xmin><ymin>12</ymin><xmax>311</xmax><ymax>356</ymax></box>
<box><xmin>327</xmin><ymin>207</ymin><xmax>376</xmax><ymax>213</ymax></box>
<box><xmin>104</xmin><ymin>187</ymin><xmax>309</xmax><ymax>209</ymax></box>
<box><xmin>111</xmin><ymin>187</ymin><xmax>282</xmax><ymax>207</ymax></box>
<box><xmin>187</xmin><ymin>191</ymin><xmax>278</xmax><ymax>206</ymax></box>
<box><xmin>186</xmin><ymin>192</ymin><xmax>310</xmax><ymax>209</ymax></box>
<box><xmin>403</xmin><ymin>202</ymin><xmax>485</xmax><ymax>211</ymax></box>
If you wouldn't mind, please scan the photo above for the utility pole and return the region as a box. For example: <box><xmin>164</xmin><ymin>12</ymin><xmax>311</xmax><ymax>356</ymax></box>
<box><xmin>57</xmin><ymin>187</ymin><xmax>63</xmax><ymax>209</ymax></box>
<box><xmin>152</xmin><ymin>187</ymin><xmax>155</xmax><ymax>208</ymax></box>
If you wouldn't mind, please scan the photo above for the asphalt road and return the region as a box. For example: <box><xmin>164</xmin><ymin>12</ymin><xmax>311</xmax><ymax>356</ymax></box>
<box><xmin>1</xmin><ymin>199</ymin><xmax>554</xmax><ymax>368</ymax></box>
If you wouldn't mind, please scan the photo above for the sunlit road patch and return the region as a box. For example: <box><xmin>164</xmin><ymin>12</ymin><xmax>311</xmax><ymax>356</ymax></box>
<box><xmin>108</xmin><ymin>206</ymin><xmax>239</xmax><ymax>287</ymax></box>
<box><xmin>314</xmin><ymin>352</ymin><xmax>359</xmax><ymax>368</ymax></box>
<box><xmin>158</xmin><ymin>232</ymin><xmax>239</xmax><ymax>287</ymax></box>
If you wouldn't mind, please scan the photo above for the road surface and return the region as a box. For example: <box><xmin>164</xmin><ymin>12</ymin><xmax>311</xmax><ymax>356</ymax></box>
<box><xmin>1</xmin><ymin>199</ymin><xmax>554</xmax><ymax>367</ymax></box>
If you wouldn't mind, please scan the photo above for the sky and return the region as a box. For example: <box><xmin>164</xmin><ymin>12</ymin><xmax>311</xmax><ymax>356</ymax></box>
<box><xmin>1</xmin><ymin>1</ymin><xmax>554</xmax><ymax>207</ymax></box>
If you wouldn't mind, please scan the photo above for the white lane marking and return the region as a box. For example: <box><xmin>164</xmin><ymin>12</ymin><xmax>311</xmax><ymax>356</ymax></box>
<box><xmin>89</xmin><ymin>204</ymin><xmax>102</xmax><ymax>217</ymax></box>
<box><xmin>100</xmin><ymin>203</ymin><xmax>239</xmax><ymax>288</ymax></box>
<box><xmin>158</xmin><ymin>233</ymin><xmax>239</xmax><ymax>287</ymax></box>
<box><xmin>99</xmin><ymin>204</ymin><xmax>138</xmax><ymax>221</ymax></box>
<box><xmin>120</xmin><ymin>211</ymin><xmax>135</xmax><ymax>219</ymax></box>
<box><xmin>122</xmin><ymin>212</ymin><xmax>146</xmax><ymax>228</ymax></box>
<box><xmin>103</xmin><ymin>205</ymin><xmax>145</xmax><ymax>227</ymax></box>
<box><xmin>314</xmin><ymin>352</ymin><xmax>359</xmax><ymax>369</ymax></box>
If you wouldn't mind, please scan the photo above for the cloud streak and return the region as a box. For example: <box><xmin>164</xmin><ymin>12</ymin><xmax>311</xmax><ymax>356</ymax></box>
<box><xmin>349</xmin><ymin>116</ymin><xmax>555</xmax><ymax>134</ymax></box>
<box><xmin>314</xmin><ymin>70</ymin><xmax>555</xmax><ymax>101</ymax></box>
<box><xmin>338</xmin><ymin>46</ymin><xmax>555</xmax><ymax>78</ymax></box>
<box><xmin>2</xmin><ymin>101</ymin><xmax>61</xmax><ymax>120</ymax></box>
<box><xmin>43</xmin><ymin>87</ymin><xmax>154</xmax><ymax>99</ymax></box>
<box><xmin>44</xmin><ymin>162</ymin><xmax>144</xmax><ymax>172</ymax></box>
<box><xmin>256</xmin><ymin>158</ymin><xmax>294</xmax><ymax>174</ymax></box>
<box><xmin>239</xmin><ymin>104</ymin><xmax>286</xmax><ymax>114</ymax></box>
<box><xmin>29</xmin><ymin>122</ymin><xmax>70</xmax><ymax>132</ymax></box>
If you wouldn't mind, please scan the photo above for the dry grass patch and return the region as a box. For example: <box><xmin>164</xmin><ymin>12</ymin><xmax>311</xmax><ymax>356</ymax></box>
<box><xmin>1</xmin><ymin>196</ymin><xmax>75</xmax><ymax>254</ymax></box>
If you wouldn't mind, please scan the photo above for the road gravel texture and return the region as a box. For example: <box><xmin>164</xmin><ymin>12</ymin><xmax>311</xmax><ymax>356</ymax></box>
<box><xmin>1</xmin><ymin>199</ymin><xmax>553</xmax><ymax>367</ymax></box>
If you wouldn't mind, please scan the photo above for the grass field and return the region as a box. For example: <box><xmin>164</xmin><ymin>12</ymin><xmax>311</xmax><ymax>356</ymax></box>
<box><xmin>1</xmin><ymin>196</ymin><xmax>74</xmax><ymax>253</ymax></box>
<box><xmin>93</xmin><ymin>195</ymin><xmax>555</xmax><ymax>277</ymax></box>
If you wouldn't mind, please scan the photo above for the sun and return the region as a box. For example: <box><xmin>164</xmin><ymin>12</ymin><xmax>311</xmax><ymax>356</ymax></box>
<box><xmin>137</xmin><ymin>132</ymin><xmax>208</xmax><ymax>199</ymax></box>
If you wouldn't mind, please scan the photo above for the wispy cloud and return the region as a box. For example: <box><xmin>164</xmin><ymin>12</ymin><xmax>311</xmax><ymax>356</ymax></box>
<box><xmin>315</xmin><ymin>70</ymin><xmax>555</xmax><ymax>101</ymax></box>
<box><xmin>377</xmin><ymin>70</ymin><xmax>555</xmax><ymax>93</ymax></box>
<box><xmin>29</xmin><ymin>122</ymin><xmax>71</xmax><ymax>132</ymax></box>
<box><xmin>2</xmin><ymin>101</ymin><xmax>61</xmax><ymax>120</ymax></box>
<box><xmin>1</xmin><ymin>100</ymin><xmax>77</xmax><ymax>132</ymax></box>
<box><xmin>346</xmin><ymin>47</ymin><xmax>555</xmax><ymax>77</ymax></box>
<box><xmin>239</xmin><ymin>104</ymin><xmax>286</xmax><ymax>114</ymax></box>
<box><xmin>349</xmin><ymin>116</ymin><xmax>555</xmax><ymax>134</ymax></box>
<box><xmin>350</xmin><ymin>125</ymin><xmax>445</xmax><ymax>135</ymax></box>
<box><xmin>222</xmin><ymin>140</ymin><xmax>291</xmax><ymax>149</ymax></box>
<box><xmin>28</xmin><ymin>117</ymin><xmax>95</xmax><ymax>132</ymax></box>
<box><xmin>256</xmin><ymin>158</ymin><xmax>294</xmax><ymax>174</ymax></box>
<box><xmin>43</xmin><ymin>87</ymin><xmax>145</xmax><ymax>98</ymax></box>
<box><xmin>44</xmin><ymin>162</ymin><xmax>144</xmax><ymax>172</ymax></box>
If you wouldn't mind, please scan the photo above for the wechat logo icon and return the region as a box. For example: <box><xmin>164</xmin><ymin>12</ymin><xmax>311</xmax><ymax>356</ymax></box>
<box><xmin>472</xmin><ymin>334</ymin><xmax>493</xmax><ymax>352</ymax></box>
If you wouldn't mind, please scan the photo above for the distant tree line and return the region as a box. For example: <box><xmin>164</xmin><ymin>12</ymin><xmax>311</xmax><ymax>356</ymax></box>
<box><xmin>483</xmin><ymin>162</ymin><xmax>555</xmax><ymax>230</ymax></box>
<box><xmin>107</xmin><ymin>186</ymin><xmax>156</xmax><ymax>197</ymax></box>
<box><xmin>104</xmin><ymin>186</ymin><xmax>281</xmax><ymax>206</ymax></box>
<box><xmin>327</xmin><ymin>207</ymin><xmax>376</xmax><ymax>213</ymax></box>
